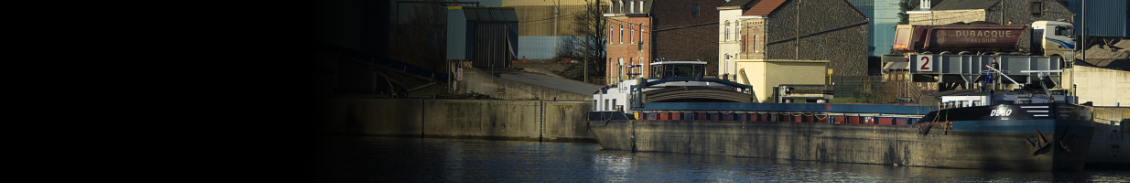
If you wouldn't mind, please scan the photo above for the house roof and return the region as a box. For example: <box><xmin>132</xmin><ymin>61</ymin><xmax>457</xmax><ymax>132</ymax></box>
<box><xmin>741</xmin><ymin>0</ymin><xmax>865</xmax><ymax>18</ymax></box>
<box><xmin>720</xmin><ymin>0</ymin><xmax>758</xmax><ymax>9</ymax></box>
<box><xmin>931</xmin><ymin>0</ymin><xmax>999</xmax><ymax>11</ymax></box>
<box><xmin>742</xmin><ymin>0</ymin><xmax>786</xmax><ymax>16</ymax></box>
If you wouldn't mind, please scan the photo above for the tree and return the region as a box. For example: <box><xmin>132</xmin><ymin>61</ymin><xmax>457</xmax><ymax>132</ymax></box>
<box><xmin>561</xmin><ymin>0</ymin><xmax>607</xmax><ymax>83</ymax></box>
<box><xmin>897</xmin><ymin>0</ymin><xmax>919</xmax><ymax>24</ymax></box>
<box><xmin>390</xmin><ymin>0</ymin><xmax>454</xmax><ymax>72</ymax></box>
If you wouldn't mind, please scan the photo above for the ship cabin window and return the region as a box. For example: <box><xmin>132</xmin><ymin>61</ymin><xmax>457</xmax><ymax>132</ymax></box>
<box><xmin>612</xmin><ymin>99</ymin><xmax>617</xmax><ymax>110</ymax></box>
<box><xmin>605</xmin><ymin>99</ymin><xmax>609</xmax><ymax>110</ymax></box>
<box><xmin>661</xmin><ymin>64</ymin><xmax>704</xmax><ymax>78</ymax></box>
<box><xmin>593</xmin><ymin>100</ymin><xmax>597</xmax><ymax>110</ymax></box>
<box><xmin>652</xmin><ymin>65</ymin><xmax>663</xmax><ymax>78</ymax></box>
<box><xmin>1055</xmin><ymin>26</ymin><xmax>1073</xmax><ymax>37</ymax></box>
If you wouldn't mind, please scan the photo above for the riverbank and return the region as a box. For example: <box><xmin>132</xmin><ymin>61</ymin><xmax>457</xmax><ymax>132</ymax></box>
<box><xmin>316</xmin><ymin>98</ymin><xmax>594</xmax><ymax>142</ymax></box>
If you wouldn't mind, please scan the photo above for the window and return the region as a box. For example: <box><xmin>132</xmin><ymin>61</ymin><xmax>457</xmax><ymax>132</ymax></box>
<box><xmin>593</xmin><ymin>100</ymin><xmax>597</xmax><ymax>110</ymax></box>
<box><xmin>755</xmin><ymin>35</ymin><xmax>760</xmax><ymax>53</ymax></box>
<box><xmin>663</xmin><ymin>64</ymin><xmax>705</xmax><ymax>78</ymax></box>
<box><xmin>638</xmin><ymin>58</ymin><xmax>644</xmax><ymax>75</ymax></box>
<box><xmin>609</xmin><ymin>25</ymin><xmax>613</xmax><ymax>44</ymax></box>
<box><xmin>724</xmin><ymin>54</ymin><xmax>730</xmax><ymax>74</ymax></box>
<box><xmin>736</xmin><ymin>21</ymin><xmax>740</xmax><ymax>41</ymax></box>
<box><xmin>630</xmin><ymin>1</ymin><xmax>634</xmax><ymax>13</ymax></box>
<box><xmin>619</xmin><ymin>0</ymin><xmax>623</xmax><ymax>13</ymax></box>
<box><xmin>619</xmin><ymin>24</ymin><xmax>623</xmax><ymax>44</ymax></box>
<box><xmin>640</xmin><ymin>1</ymin><xmax>644</xmax><ymax>13</ymax></box>
<box><xmin>605</xmin><ymin>99</ymin><xmax>609</xmax><ymax>110</ymax></box>
<box><xmin>618</xmin><ymin>58</ymin><xmax>624</xmax><ymax>80</ymax></box>
<box><xmin>725</xmin><ymin>21</ymin><xmax>731</xmax><ymax>41</ymax></box>
<box><xmin>609</xmin><ymin>0</ymin><xmax>613</xmax><ymax>13</ymax></box>
<box><xmin>630</xmin><ymin>24</ymin><xmax>634</xmax><ymax>44</ymax></box>
<box><xmin>612</xmin><ymin>99</ymin><xmax>617</xmax><ymax>110</ymax></box>
<box><xmin>1030</xmin><ymin>2</ymin><xmax>1043</xmax><ymax>16</ymax></box>
<box><xmin>691</xmin><ymin>4</ymin><xmax>699</xmax><ymax>16</ymax></box>
<box><xmin>1055</xmin><ymin>26</ymin><xmax>1073</xmax><ymax>38</ymax></box>
<box><xmin>639</xmin><ymin>23</ymin><xmax>644</xmax><ymax>44</ymax></box>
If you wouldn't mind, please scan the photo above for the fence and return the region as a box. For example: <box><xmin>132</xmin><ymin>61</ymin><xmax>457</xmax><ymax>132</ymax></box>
<box><xmin>831</xmin><ymin>76</ymin><xmax>936</xmax><ymax>103</ymax></box>
<box><xmin>591</xmin><ymin>77</ymin><xmax>606</xmax><ymax>86</ymax></box>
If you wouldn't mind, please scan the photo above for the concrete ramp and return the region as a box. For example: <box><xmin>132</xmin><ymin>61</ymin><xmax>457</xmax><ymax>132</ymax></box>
<box><xmin>456</xmin><ymin>68</ymin><xmax>601</xmax><ymax>100</ymax></box>
<box><xmin>497</xmin><ymin>71</ymin><xmax>602</xmax><ymax>96</ymax></box>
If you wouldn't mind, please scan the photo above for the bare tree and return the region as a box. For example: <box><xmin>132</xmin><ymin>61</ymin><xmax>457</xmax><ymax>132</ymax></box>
<box><xmin>561</xmin><ymin>0</ymin><xmax>607</xmax><ymax>83</ymax></box>
<box><xmin>390</xmin><ymin>0</ymin><xmax>451</xmax><ymax>72</ymax></box>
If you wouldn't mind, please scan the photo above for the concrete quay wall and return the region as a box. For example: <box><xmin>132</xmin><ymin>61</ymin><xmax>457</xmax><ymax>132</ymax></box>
<box><xmin>589</xmin><ymin>120</ymin><xmax>1088</xmax><ymax>170</ymax></box>
<box><xmin>1086</xmin><ymin>106</ymin><xmax>1130</xmax><ymax>163</ymax></box>
<box><xmin>317</xmin><ymin>98</ymin><xmax>594</xmax><ymax>141</ymax></box>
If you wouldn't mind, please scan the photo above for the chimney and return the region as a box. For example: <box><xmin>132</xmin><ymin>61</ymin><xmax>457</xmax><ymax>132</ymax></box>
<box><xmin>920</xmin><ymin>0</ymin><xmax>931</xmax><ymax>10</ymax></box>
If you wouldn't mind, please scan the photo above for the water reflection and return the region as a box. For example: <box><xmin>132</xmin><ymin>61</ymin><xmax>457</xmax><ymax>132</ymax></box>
<box><xmin>313</xmin><ymin>136</ymin><xmax>1130</xmax><ymax>182</ymax></box>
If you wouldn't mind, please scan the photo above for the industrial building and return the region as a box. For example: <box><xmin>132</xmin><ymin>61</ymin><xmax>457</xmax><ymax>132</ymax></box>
<box><xmin>502</xmin><ymin>0</ymin><xmax>591</xmax><ymax>60</ymax></box>
<box><xmin>846</xmin><ymin>0</ymin><xmax>902</xmax><ymax>57</ymax></box>
<box><xmin>1063</xmin><ymin>0</ymin><xmax>1128</xmax><ymax>38</ymax></box>
<box><xmin>446</xmin><ymin>6</ymin><xmax>519</xmax><ymax>69</ymax></box>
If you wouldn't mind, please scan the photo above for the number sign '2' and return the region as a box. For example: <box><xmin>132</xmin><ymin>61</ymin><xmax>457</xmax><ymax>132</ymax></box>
<box><xmin>918</xmin><ymin>55</ymin><xmax>933</xmax><ymax>72</ymax></box>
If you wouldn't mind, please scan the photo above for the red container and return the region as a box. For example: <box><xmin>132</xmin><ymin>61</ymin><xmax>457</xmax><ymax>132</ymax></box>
<box><xmin>834</xmin><ymin>116</ymin><xmax>845</xmax><ymax>124</ymax></box>
<box><xmin>879</xmin><ymin>117</ymin><xmax>893</xmax><ymax>125</ymax></box>
<box><xmin>849</xmin><ymin>116</ymin><xmax>860</xmax><ymax>124</ymax></box>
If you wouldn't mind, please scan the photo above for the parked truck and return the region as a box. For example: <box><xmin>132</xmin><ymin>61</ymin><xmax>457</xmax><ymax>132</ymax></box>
<box><xmin>893</xmin><ymin>21</ymin><xmax>1076</xmax><ymax>64</ymax></box>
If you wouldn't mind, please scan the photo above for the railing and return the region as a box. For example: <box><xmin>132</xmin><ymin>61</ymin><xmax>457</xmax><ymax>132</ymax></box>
<box><xmin>591</xmin><ymin>77</ymin><xmax>606</xmax><ymax>86</ymax></box>
<box><xmin>315</xmin><ymin>41</ymin><xmax>448</xmax><ymax>82</ymax></box>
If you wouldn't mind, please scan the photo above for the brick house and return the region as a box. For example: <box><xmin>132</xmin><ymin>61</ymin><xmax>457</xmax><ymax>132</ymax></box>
<box><xmin>605</xmin><ymin>0</ymin><xmax>652</xmax><ymax>85</ymax></box>
<box><xmin>907</xmin><ymin>0</ymin><xmax>1074</xmax><ymax>51</ymax></box>
<box><xmin>651</xmin><ymin>0</ymin><xmax>727</xmax><ymax>77</ymax></box>
<box><xmin>738</xmin><ymin>0</ymin><xmax>870</xmax><ymax>77</ymax></box>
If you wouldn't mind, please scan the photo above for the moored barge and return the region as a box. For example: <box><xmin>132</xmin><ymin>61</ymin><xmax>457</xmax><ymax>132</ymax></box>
<box><xmin>587</xmin><ymin>61</ymin><xmax>1093</xmax><ymax>171</ymax></box>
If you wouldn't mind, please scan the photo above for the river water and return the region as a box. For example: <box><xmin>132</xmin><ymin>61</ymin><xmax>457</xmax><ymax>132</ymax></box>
<box><xmin>313</xmin><ymin>136</ymin><xmax>1129</xmax><ymax>182</ymax></box>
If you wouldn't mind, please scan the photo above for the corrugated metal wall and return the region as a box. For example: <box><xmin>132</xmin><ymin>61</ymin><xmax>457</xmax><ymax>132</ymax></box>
<box><xmin>474</xmin><ymin>22</ymin><xmax>513</xmax><ymax>68</ymax></box>
<box><xmin>1069</xmin><ymin>0</ymin><xmax>1128</xmax><ymax>37</ymax></box>
<box><xmin>448</xmin><ymin>7</ymin><xmax>519</xmax><ymax>68</ymax></box>
<box><xmin>872</xmin><ymin>0</ymin><xmax>901</xmax><ymax>56</ymax></box>
<box><xmin>846</xmin><ymin>0</ymin><xmax>902</xmax><ymax>57</ymax></box>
